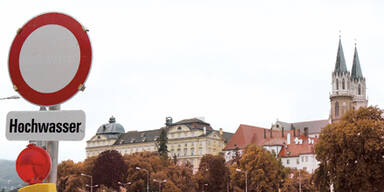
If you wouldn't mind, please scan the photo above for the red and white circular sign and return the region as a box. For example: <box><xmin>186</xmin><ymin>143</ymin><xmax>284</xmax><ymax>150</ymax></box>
<box><xmin>9</xmin><ymin>12</ymin><xmax>92</xmax><ymax>106</ymax></box>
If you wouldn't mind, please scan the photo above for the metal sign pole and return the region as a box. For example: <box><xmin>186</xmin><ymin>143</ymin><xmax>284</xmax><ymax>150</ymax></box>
<box><xmin>46</xmin><ymin>105</ymin><xmax>60</xmax><ymax>184</ymax></box>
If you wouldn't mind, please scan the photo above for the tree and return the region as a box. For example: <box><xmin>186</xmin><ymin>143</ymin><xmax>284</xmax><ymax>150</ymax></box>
<box><xmin>231</xmin><ymin>144</ymin><xmax>282</xmax><ymax>192</ymax></box>
<box><xmin>156</xmin><ymin>128</ymin><xmax>169</xmax><ymax>160</ymax></box>
<box><xmin>123</xmin><ymin>152</ymin><xmax>163</xmax><ymax>192</ymax></box>
<box><xmin>288</xmin><ymin>169</ymin><xmax>315</xmax><ymax>192</ymax></box>
<box><xmin>311</xmin><ymin>164</ymin><xmax>331</xmax><ymax>192</ymax></box>
<box><xmin>166</xmin><ymin>163</ymin><xmax>196</xmax><ymax>192</ymax></box>
<box><xmin>195</xmin><ymin>154</ymin><xmax>228</xmax><ymax>192</ymax></box>
<box><xmin>92</xmin><ymin>150</ymin><xmax>127</xmax><ymax>190</ymax></box>
<box><xmin>315</xmin><ymin>106</ymin><xmax>384</xmax><ymax>191</ymax></box>
<box><xmin>57</xmin><ymin>175</ymin><xmax>85</xmax><ymax>192</ymax></box>
<box><xmin>57</xmin><ymin>160</ymin><xmax>86</xmax><ymax>192</ymax></box>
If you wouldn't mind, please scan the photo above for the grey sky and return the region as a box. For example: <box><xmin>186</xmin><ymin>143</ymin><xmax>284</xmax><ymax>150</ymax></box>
<box><xmin>1</xmin><ymin>0</ymin><xmax>383</xmax><ymax>162</ymax></box>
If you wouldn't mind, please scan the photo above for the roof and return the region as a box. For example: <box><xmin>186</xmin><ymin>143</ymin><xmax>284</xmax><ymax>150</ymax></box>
<box><xmin>277</xmin><ymin>119</ymin><xmax>329</xmax><ymax>135</ymax></box>
<box><xmin>96</xmin><ymin>116</ymin><xmax>125</xmax><ymax>135</ymax></box>
<box><xmin>222</xmin><ymin>131</ymin><xmax>234</xmax><ymax>143</ymax></box>
<box><xmin>113</xmin><ymin>129</ymin><xmax>162</xmax><ymax>145</ymax></box>
<box><xmin>278</xmin><ymin>136</ymin><xmax>318</xmax><ymax>157</ymax></box>
<box><xmin>351</xmin><ymin>46</ymin><xmax>363</xmax><ymax>79</ymax></box>
<box><xmin>172</xmin><ymin>118</ymin><xmax>213</xmax><ymax>131</ymax></box>
<box><xmin>224</xmin><ymin>124</ymin><xmax>266</xmax><ymax>150</ymax></box>
<box><xmin>334</xmin><ymin>39</ymin><xmax>348</xmax><ymax>73</ymax></box>
<box><xmin>224</xmin><ymin>122</ymin><xmax>326</xmax><ymax>151</ymax></box>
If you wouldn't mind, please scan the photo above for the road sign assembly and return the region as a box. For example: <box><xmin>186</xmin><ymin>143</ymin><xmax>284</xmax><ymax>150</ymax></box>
<box><xmin>7</xmin><ymin>12</ymin><xmax>92</xmax><ymax>192</ymax></box>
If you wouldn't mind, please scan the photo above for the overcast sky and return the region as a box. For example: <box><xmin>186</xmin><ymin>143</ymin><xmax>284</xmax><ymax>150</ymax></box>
<box><xmin>1</xmin><ymin>0</ymin><xmax>384</xmax><ymax>162</ymax></box>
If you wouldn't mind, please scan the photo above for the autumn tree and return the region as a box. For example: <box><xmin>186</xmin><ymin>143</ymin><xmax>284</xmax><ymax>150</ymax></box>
<box><xmin>92</xmin><ymin>150</ymin><xmax>127</xmax><ymax>190</ymax></box>
<box><xmin>123</xmin><ymin>152</ymin><xmax>164</xmax><ymax>192</ymax></box>
<box><xmin>195</xmin><ymin>154</ymin><xmax>228</xmax><ymax>192</ymax></box>
<box><xmin>166</xmin><ymin>163</ymin><xmax>195</xmax><ymax>192</ymax></box>
<box><xmin>315</xmin><ymin>106</ymin><xmax>384</xmax><ymax>191</ymax></box>
<box><xmin>57</xmin><ymin>160</ymin><xmax>86</xmax><ymax>192</ymax></box>
<box><xmin>231</xmin><ymin>144</ymin><xmax>282</xmax><ymax>192</ymax></box>
<box><xmin>156</xmin><ymin>128</ymin><xmax>169</xmax><ymax>160</ymax></box>
<box><xmin>287</xmin><ymin>169</ymin><xmax>314</xmax><ymax>192</ymax></box>
<box><xmin>57</xmin><ymin>175</ymin><xmax>85</xmax><ymax>192</ymax></box>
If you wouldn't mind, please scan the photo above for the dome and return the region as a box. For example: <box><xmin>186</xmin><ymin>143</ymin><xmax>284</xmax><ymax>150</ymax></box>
<box><xmin>96</xmin><ymin>116</ymin><xmax>125</xmax><ymax>135</ymax></box>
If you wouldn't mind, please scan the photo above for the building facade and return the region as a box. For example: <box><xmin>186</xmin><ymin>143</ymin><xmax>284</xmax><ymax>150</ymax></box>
<box><xmin>223</xmin><ymin>124</ymin><xmax>319</xmax><ymax>173</ymax></box>
<box><xmin>86</xmin><ymin>117</ymin><xmax>233</xmax><ymax>172</ymax></box>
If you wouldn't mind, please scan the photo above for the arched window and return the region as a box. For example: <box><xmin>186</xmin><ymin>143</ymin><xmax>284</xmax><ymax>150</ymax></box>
<box><xmin>336</xmin><ymin>79</ymin><xmax>339</xmax><ymax>90</ymax></box>
<box><xmin>335</xmin><ymin>101</ymin><xmax>339</xmax><ymax>117</ymax></box>
<box><xmin>358</xmin><ymin>84</ymin><xmax>361</xmax><ymax>95</ymax></box>
<box><xmin>342</xmin><ymin>79</ymin><xmax>345</xmax><ymax>89</ymax></box>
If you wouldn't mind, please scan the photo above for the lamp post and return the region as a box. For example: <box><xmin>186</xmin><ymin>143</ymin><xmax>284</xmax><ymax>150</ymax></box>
<box><xmin>136</xmin><ymin>167</ymin><xmax>149</xmax><ymax>192</ymax></box>
<box><xmin>81</xmin><ymin>173</ymin><xmax>96</xmax><ymax>192</ymax></box>
<box><xmin>153</xmin><ymin>179</ymin><xmax>166</xmax><ymax>192</ymax></box>
<box><xmin>236</xmin><ymin>168</ymin><xmax>247</xmax><ymax>192</ymax></box>
<box><xmin>118</xmin><ymin>181</ymin><xmax>132</xmax><ymax>192</ymax></box>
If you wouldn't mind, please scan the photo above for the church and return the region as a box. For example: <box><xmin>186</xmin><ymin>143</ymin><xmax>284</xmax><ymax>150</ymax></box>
<box><xmin>223</xmin><ymin>38</ymin><xmax>368</xmax><ymax>173</ymax></box>
<box><xmin>330</xmin><ymin>38</ymin><xmax>368</xmax><ymax>122</ymax></box>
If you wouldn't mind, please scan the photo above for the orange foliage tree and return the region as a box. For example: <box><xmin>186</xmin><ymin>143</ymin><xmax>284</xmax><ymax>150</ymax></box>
<box><xmin>315</xmin><ymin>106</ymin><xmax>384</xmax><ymax>191</ymax></box>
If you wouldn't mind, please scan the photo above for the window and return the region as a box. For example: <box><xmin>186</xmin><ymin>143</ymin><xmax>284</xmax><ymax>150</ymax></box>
<box><xmin>177</xmin><ymin>127</ymin><xmax>182</xmax><ymax>131</ymax></box>
<box><xmin>199</xmin><ymin>148</ymin><xmax>203</xmax><ymax>155</ymax></box>
<box><xmin>301</xmin><ymin>156</ymin><xmax>304</xmax><ymax>162</ymax></box>
<box><xmin>184</xmin><ymin>149</ymin><xmax>187</xmax><ymax>156</ymax></box>
<box><xmin>358</xmin><ymin>84</ymin><xmax>361</xmax><ymax>95</ymax></box>
<box><xmin>342</xmin><ymin>79</ymin><xmax>345</xmax><ymax>89</ymax></box>
<box><xmin>336</xmin><ymin>79</ymin><xmax>339</xmax><ymax>90</ymax></box>
<box><xmin>296</xmin><ymin>159</ymin><xmax>299</xmax><ymax>164</ymax></box>
<box><xmin>335</xmin><ymin>101</ymin><xmax>339</xmax><ymax>117</ymax></box>
<box><xmin>191</xmin><ymin>148</ymin><xmax>194</xmax><ymax>156</ymax></box>
<box><xmin>287</xmin><ymin>159</ymin><xmax>290</xmax><ymax>165</ymax></box>
<box><xmin>185</xmin><ymin>143</ymin><xmax>188</xmax><ymax>147</ymax></box>
<box><xmin>305</xmin><ymin>156</ymin><xmax>308</xmax><ymax>162</ymax></box>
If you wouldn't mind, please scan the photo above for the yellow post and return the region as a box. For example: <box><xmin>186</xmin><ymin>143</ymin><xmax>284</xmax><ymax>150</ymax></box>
<box><xmin>18</xmin><ymin>183</ymin><xmax>56</xmax><ymax>192</ymax></box>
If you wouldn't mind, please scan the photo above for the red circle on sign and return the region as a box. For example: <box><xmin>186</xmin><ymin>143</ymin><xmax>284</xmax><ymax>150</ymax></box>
<box><xmin>16</xmin><ymin>144</ymin><xmax>51</xmax><ymax>185</ymax></box>
<box><xmin>8</xmin><ymin>12</ymin><xmax>92</xmax><ymax>106</ymax></box>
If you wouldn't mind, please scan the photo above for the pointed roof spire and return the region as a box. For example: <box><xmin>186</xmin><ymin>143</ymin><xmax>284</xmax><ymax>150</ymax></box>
<box><xmin>334</xmin><ymin>37</ymin><xmax>348</xmax><ymax>73</ymax></box>
<box><xmin>351</xmin><ymin>42</ymin><xmax>363</xmax><ymax>79</ymax></box>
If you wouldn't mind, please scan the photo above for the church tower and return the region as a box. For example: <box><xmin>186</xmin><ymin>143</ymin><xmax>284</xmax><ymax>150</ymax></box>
<box><xmin>330</xmin><ymin>39</ymin><xmax>353</xmax><ymax>123</ymax></box>
<box><xmin>350</xmin><ymin>44</ymin><xmax>368</xmax><ymax>109</ymax></box>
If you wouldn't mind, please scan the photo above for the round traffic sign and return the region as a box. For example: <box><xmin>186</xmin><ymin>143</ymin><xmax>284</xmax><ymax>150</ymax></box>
<box><xmin>16</xmin><ymin>144</ymin><xmax>51</xmax><ymax>185</ymax></box>
<box><xmin>9</xmin><ymin>12</ymin><xmax>92</xmax><ymax>106</ymax></box>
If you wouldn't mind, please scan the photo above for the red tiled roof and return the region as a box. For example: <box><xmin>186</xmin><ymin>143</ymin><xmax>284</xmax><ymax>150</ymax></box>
<box><xmin>224</xmin><ymin>124</ymin><xmax>318</xmax><ymax>151</ymax></box>
<box><xmin>224</xmin><ymin>124</ymin><xmax>265</xmax><ymax>150</ymax></box>
<box><xmin>278</xmin><ymin>136</ymin><xmax>318</xmax><ymax>157</ymax></box>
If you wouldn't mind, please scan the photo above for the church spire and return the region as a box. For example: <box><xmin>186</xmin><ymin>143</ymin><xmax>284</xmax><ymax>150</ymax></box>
<box><xmin>351</xmin><ymin>43</ymin><xmax>363</xmax><ymax>79</ymax></box>
<box><xmin>334</xmin><ymin>38</ymin><xmax>348</xmax><ymax>73</ymax></box>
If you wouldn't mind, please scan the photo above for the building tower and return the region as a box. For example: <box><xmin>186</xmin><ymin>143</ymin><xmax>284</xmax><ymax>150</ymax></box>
<box><xmin>350</xmin><ymin>44</ymin><xmax>368</xmax><ymax>109</ymax></box>
<box><xmin>330</xmin><ymin>39</ymin><xmax>353</xmax><ymax>123</ymax></box>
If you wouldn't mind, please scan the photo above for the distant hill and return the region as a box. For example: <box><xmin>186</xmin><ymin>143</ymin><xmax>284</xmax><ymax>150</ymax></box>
<box><xmin>0</xmin><ymin>160</ymin><xmax>24</xmax><ymax>191</ymax></box>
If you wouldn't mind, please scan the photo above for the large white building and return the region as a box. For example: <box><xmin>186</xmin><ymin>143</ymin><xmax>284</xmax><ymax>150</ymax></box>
<box><xmin>86</xmin><ymin>117</ymin><xmax>233</xmax><ymax>172</ymax></box>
